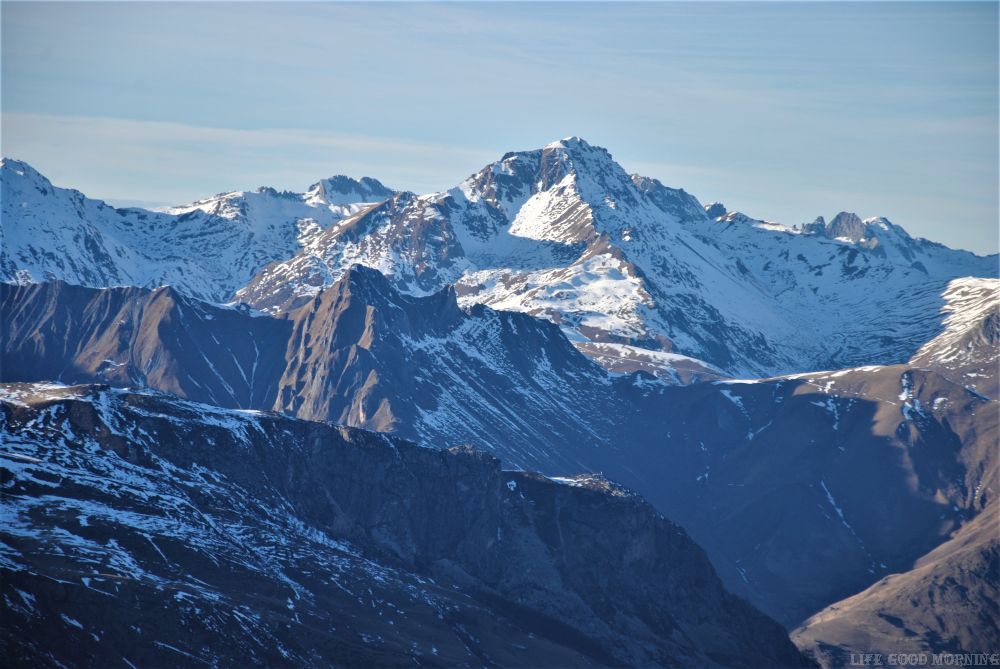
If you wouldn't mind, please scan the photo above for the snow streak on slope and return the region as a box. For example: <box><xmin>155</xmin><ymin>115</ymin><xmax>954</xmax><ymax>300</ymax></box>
<box><xmin>911</xmin><ymin>278</ymin><xmax>998</xmax><ymax>370</ymax></box>
<box><xmin>908</xmin><ymin>277</ymin><xmax>999</xmax><ymax>397</ymax></box>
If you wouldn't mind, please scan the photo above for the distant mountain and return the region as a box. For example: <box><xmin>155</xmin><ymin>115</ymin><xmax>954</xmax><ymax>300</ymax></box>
<box><xmin>0</xmin><ymin>157</ymin><xmax>394</xmax><ymax>303</ymax></box>
<box><xmin>0</xmin><ymin>382</ymin><xmax>811</xmax><ymax>668</ymax></box>
<box><xmin>3</xmin><ymin>140</ymin><xmax>994</xmax><ymax>379</ymax></box>
<box><xmin>237</xmin><ymin>137</ymin><xmax>996</xmax><ymax>377</ymax></box>
<box><xmin>4</xmin><ymin>274</ymin><xmax>996</xmax><ymax>628</ymax></box>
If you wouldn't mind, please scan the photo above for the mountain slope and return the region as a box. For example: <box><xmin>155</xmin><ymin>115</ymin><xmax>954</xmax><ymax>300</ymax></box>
<box><xmin>792</xmin><ymin>501</ymin><xmax>999</xmax><ymax>667</ymax></box>
<box><xmin>909</xmin><ymin>277</ymin><xmax>999</xmax><ymax>398</ymax></box>
<box><xmin>786</xmin><ymin>278</ymin><xmax>999</xmax><ymax>663</ymax></box>
<box><xmin>4</xmin><ymin>276</ymin><xmax>996</xmax><ymax>628</ymax></box>
<box><xmin>0</xmin><ymin>382</ymin><xmax>811</xmax><ymax>668</ymax></box>
<box><xmin>272</xmin><ymin>266</ymin><xmax>629</xmax><ymax>471</ymax></box>
<box><xmin>0</xmin><ymin>280</ymin><xmax>290</xmax><ymax>409</ymax></box>
<box><xmin>640</xmin><ymin>364</ymin><xmax>998</xmax><ymax>625</ymax></box>
<box><xmin>0</xmin><ymin>157</ymin><xmax>393</xmax><ymax>302</ymax></box>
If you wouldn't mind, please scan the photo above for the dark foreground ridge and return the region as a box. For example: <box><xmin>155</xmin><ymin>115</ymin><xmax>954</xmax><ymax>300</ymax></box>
<box><xmin>0</xmin><ymin>383</ymin><xmax>812</xmax><ymax>668</ymax></box>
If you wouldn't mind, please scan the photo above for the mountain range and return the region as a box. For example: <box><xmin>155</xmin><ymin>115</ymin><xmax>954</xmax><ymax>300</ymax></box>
<box><xmin>3</xmin><ymin>139</ymin><xmax>994</xmax><ymax>380</ymax></box>
<box><xmin>4</xmin><ymin>267</ymin><xmax>997</xmax><ymax>628</ymax></box>
<box><xmin>2</xmin><ymin>139</ymin><xmax>997</xmax><ymax>667</ymax></box>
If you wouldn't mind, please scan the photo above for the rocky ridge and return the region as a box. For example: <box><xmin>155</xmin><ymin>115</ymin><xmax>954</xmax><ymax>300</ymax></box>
<box><xmin>1</xmin><ymin>383</ymin><xmax>811</xmax><ymax>668</ymax></box>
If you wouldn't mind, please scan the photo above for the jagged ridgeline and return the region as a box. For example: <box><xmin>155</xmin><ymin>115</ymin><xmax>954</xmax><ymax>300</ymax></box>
<box><xmin>1</xmin><ymin>138</ymin><xmax>997</xmax><ymax>668</ymax></box>
<box><xmin>3</xmin><ymin>139</ymin><xmax>995</xmax><ymax>380</ymax></box>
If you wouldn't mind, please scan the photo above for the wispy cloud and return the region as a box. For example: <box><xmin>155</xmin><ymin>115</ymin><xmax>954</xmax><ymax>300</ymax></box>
<box><xmin>2</xmin><ymin>113</ymin><xmax>495</xmax><ymax>202</ymax></box>
<box><xmin>1</xmin><ymin>1</ymin><xmax>995</xmax><ymax>254</ymax></box>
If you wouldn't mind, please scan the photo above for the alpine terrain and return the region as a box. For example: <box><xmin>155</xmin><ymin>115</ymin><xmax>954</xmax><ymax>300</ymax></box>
<box><xmin>2</xmin><ymin>138</ymin><xmax>996</xmax><ymax>668</ymax></box>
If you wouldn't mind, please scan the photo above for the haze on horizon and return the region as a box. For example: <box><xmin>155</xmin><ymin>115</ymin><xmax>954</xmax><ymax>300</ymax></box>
<box><xmin>1</xmin><ymin>1</ymin><xmax>997</xmax><ymax>255</ymax></box>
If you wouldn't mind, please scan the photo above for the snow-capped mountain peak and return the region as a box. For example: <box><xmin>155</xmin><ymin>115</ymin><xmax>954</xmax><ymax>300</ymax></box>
<box><xmin>0</xmin><ymin>158</ymin><xmax>399</xmax><ymax>302</ymax></box>
<box><xmin>1</xmin><ymin>157</ymin><xmax>47</xmax><ymax>181</ymax></box>
<box><xmin>305</xmin><ymin>175</ymin><xmax>395</xmax><ymax>206</ymax></box>
<box><xmin>459</xmin><ymin>136</ymin><xmax>633</xmax><ymax>210</ymax></box>
<box><xmin>544</xmin><ymin>135</ymin><xmax>591</xmax><ymax>150</ymax></box>
<box><xmin>454</xmin><ymin>137</ymin><xmax>669</xmax><ymax>248</ymax></box>
<box><xmin>4</xmin><ymin>145</ymin><xmax>996</xmax><ymax>379</ymax></box>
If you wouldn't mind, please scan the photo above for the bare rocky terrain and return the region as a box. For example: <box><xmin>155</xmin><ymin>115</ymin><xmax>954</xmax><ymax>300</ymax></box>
<box><xmin>1</xmin><ymin>383</ymin><xmax>811</xmax><ymax>668</ymax></box>
<box><xmin>4</xmin><ymin>271</ymin><xmax>997</xmax><ymax>635</ymax></box>
<box><xmin>2</xmin><ymin>138</ymin><xmax>997</xmax><ymax>667</ymax></box>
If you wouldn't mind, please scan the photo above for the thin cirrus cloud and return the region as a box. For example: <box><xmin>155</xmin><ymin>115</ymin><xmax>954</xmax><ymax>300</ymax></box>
<box><xmin>3</xmin><ymin>109</ymin><xmax>998</xmax><ymax>256</ymax></box>
<box><xmin>1</xmin><ymin>113</ymin><xmax>497</xmax><ymax>203</ymax></box>
<box><xmin>1</xmin><ymin>1</ymin><xmax>997</xmax><ymax>254</ymax></box>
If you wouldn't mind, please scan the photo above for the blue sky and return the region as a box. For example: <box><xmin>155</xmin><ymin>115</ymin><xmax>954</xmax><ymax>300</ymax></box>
<box><xmin>2</xmin><ymin>1</ymin><xmax>997</xmax><ymax>254</ymax></box>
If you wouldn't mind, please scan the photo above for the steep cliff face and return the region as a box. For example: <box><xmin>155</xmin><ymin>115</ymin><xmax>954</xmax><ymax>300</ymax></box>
<box><xmin>275</xmin><ymin>265</ymin><xmax>469</xmax><ymax>433</ymax></box>
<box><xmin>0</xmin><ymin>383</ymin><xmax>811</xmax><ymax>668</ymax></box>
<box><xmin>271</xmin><ymin>266</ymin><xmax>625</xmax><ymax>473</ymax></box>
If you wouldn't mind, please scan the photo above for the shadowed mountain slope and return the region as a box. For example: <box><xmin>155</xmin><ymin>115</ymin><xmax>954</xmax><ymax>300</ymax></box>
<box><xmin>3</xmin><ymin>275</ymin><xmax>996</xmax><ymax>629</ymax></box>
<box><xmin>792</xmin><ymin>501</ymin><xmax>998</xmax><ymax>667</ymax></box>
<box><xmin>0</xmin><ymin>383</ymin><xmax>811</xmax><ymax>668</ymax></box>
